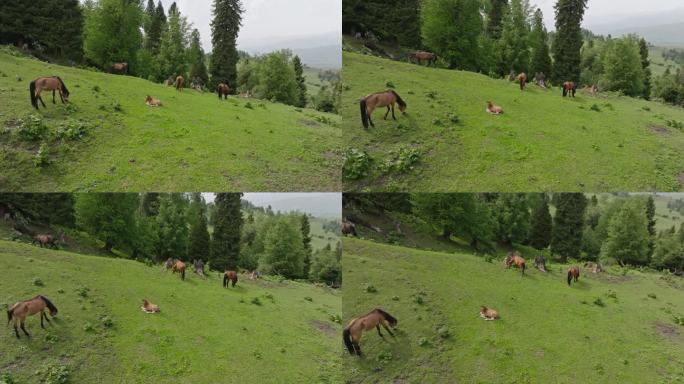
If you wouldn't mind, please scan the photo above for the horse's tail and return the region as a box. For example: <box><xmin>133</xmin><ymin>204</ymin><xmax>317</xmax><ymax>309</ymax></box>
<box><xmin>54</xmin><ymin>76</ymin><xmax>69</xmax><ymax>96</ymax></box>
<box><xmin>390</xmin><ymin>90</ymin><xmax>406</xmax><ymax>110</ymax></box>
<box><xmin>39</xmin><ymin>295</ymin><xmax>58</xmax><ymax>316</ymax></box>
<box><xmin>223</xmin><ymin>273</ymin><xmax>228</xmax><ymax>288</ymax></box>
<box><xmin>7</xmin><ymin>308</ymin><xmax>13</xmax><ymax>325</ymax></box>
<box><xmin>30</xmin><ymin>81</ymin><xmax>38</xmax><ymax>109</ymax></box>
<box><xmin>567</xmin><ymin>270</ymin><xmax>572</xmax><ymax>286</ymax></box>
<box><xmin>360</xmin><ymin>98</ymin><xmax>369</xmax><ymax>129</ymax></box>
<box><xmin>342</xmin><ymin>328</ymin><xmax>355</xmax><ymax>355</ymax></box>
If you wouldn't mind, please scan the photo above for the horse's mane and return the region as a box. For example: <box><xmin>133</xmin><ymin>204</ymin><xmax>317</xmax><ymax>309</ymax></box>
<box><xmin>54</xmin><ymin>76</ymin><xmax>69</xmax><ymax>96</ymax></box>
<box><xmin>374</xmin><ymin>308</ymin><xmax>397</xmax><ymax>324</ymax></box>
<box><xmin>389</xmin><ymin>90</ymin><xmax>406</xmax><ymax>109</ymax></box>
<box><xmin>39</xmin><ymin>295</ymin><xmax>58</xmax><ymax>314</ymax></box>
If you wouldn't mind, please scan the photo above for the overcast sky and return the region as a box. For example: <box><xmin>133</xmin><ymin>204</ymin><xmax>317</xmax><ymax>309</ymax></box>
<box><xmin>157</xmin><ymin>0</ymin><xmax>341</xmax><ymax>51</ymax></box>
<box><xmin>532</xmin><ymin>0</ymin><xmax>684</xmax><ymax>29</ymax></box>
<box><xmin>203</xmin><ymin>193</ymin><xmax>341</xmax><ymax>217</ymax></box>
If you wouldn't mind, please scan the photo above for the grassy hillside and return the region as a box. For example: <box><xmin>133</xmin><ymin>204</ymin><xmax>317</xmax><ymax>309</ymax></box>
<box><xmin>0</xmin><ymin>241</ymin><xmax>343</xmax><ymax>383</ymax></box>
<box><xmin>343</xmin><ymin>238</ymin><xmax>684</xmax><ymax>383</ymax></box>
<box><xmin>342</xmin><ymin>50</ymin><xmax>684</xmax><ymax>192</ymax></box>
<box><xmin>0</xmin><ymin>47</ymin><xmax>341</xmax><ymax>192</ymax></box>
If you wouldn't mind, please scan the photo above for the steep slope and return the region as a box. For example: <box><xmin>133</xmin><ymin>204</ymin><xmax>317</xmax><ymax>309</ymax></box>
<box><xmin>343</xmin><ymin>238</ymin><xmax>684</xmax><ymax>383</ymax></box>
<box><xmin>0</xmin><ymin>241</ymin><xmax>343</xmax><ymax>383</ymax></box>
<box><xmin>0</xmin><ymin>48</ymin><xmax>341</xmax><ymax>191</ymax></box>
<box><xmin>342</xmin><ymin>51</ymin><xmax>684</xmax><ymax>192</ymax></box>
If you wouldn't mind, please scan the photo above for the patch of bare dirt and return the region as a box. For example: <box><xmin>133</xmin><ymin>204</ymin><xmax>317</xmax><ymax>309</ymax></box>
<box><xmin>310</xmin><ymin>320</ymin><xmax>336</xmax><ymax>337</ymax></box>
<box><xmin>299</xmin><ymin>119</ymin><xmax>320</xmax><ymax>127</ymax></box>
<box><xmin>648</xmin><ymin>124</ymin><xmax>670</xmax><ymax>135</ymax></box>
<box><xmin>655</xmin><ymin>322</ymin><xmax>680</xmax><ymax>342</ymax></box>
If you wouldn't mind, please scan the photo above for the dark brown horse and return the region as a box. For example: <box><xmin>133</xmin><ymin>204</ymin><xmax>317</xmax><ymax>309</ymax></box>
<box><xmin>7</xmin><ymin>295</ymin><xmax>58</xmax><ymax>338</ymax></box>
<box><xmin>567</xmin><ymin>266</ymin><xmax>580</xmax><ymax>285</ymax></box>
<box><xmin>109</xmin><ymin>62</ymin><xmax>128</xmax><ymax>75</ymax></box>
<box><xmin>32</xmin><ymin>234</ymin><xmax>57</xmax><ymax>249</ymax></box>
<box><xmin>360</xmin><ymin>90</ymin><xmax>407</xmax><ymax>129</ymax></box>
<box><xmin>172</xmin><ymin>260</ymin><xmax>186</xmax><ymax>280</ymax></box>
<box><xmin>517</xmin><ymin>73</ymin><xmax>527</xmax><ymax>91</ymax></box>
<box><xmin>30</xmin><ymin>76</ymin><xmax>70</xmax><ymax>109</ymax></box>
<box><xmin>409</xmin><ymin>51</ymin><xmax>437</xmax><ymax>67</ymax></box>
<box><xmin>343</xmin><ymin>308</ymin><xmax>397</xmax><ymax>357</ymax></box>
<box><xmin>505</xmin><ymin>251</ymin><xmax>526</xmax><ymax>276</ymax></box>
<box><xmin>562</xmin><ymin>81</ymin><xmax>577</xmax><ymax>97</ymax></box>
<box><xmin>217</xmin><ymin>83</ymin><xmax>230</xmax><ymax>100</ymax></box>
<box><xmin>342</xmin><ymin>219</ymin><xmax>357</xmax><ymax>237</ymax></box>
<box><xmin>223</xmin><ymin>270</ymin><xmax>238</xmax><ymax>288</ymax></box>
<box><xmin>175</xmin><ymin>75</ymin><xmax>185</xmax><ymax>91</ymax></box>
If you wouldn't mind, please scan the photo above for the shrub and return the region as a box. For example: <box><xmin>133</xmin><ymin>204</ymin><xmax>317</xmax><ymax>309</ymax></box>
<box><xmin>329</xmin><ymin>314</ymin><xmax>341</xmax><ymax>324</ymax></box>
<box><xmin>33</xmin><ymin>277</ymin><xmax>44</xmax><ymax>286</ymax></box>
<box><xmin>0</xmin><ymin>372</ymin><xmax>15</xmax><ymax>384</ymax></box>
<box><xmin>17</xmin><ymin>114</ymin><xmax>49</xmax><ymax>141</ymax></box>
<box><xmin>303</xmin><ymin>296</ymin><xmax>313</xmax><ymax>302</ymax></box>
<box><xmin>244</xmin><ymin>102</ymin><xmax>254</xmax><ymax>109</ymax></box>
<box><xmin>101</xmin><ymin>316</ymin><xmax>114</xmax><ymax>328</ymax></box>
<box><xmin>418</xmin><ymin>337</ymin><xmax>430</xmax><ymax>346</ymax></box>
<box><xmin>251</xmin><ymin>297</ymin><xmax>262</xmax><ymax>306</ymax></box>
<box><xmin>343</xmin><ymin>149</ymin><xmax>371</xmax><ymax>180</ymax></box>
<box><xmin>593</xmin><ymin>297</ymin><xmax>605</xmax><ymax>307</ymax></box>
<box><xmin>83</xmin><ymin>322</ymin><xmax>95</xmax><ymax>332</ymax></box>
<box><xmin>34</xmin><ymin>143</ymin><xmax>52</xmax><ymax>167</ymax></box>
<box><xmin>76</xmin><ymin>287</ymin><xmax>90</xmax><ymax>298</ymax></box>
<box><xmin>647</xmin><ymin>293</ymin><xmax>657</xmax><ymax>299</ymax></box>
<box><xmin>437</xmin><ymin>326</ymin><xmax>450</xmax><ymax>339</ymax></box>
<box><xmin>590</xmin><ymin>104</ymin><xmax>601</xmax><ymax>112</ymax></box>
<box><xmin>381</xmin><ymin>146</ymin><xmax>420</xmax><ymax>174</ymax></box>
<box><xmin>40</xmin><ymin>363</ymin><xmax>70</xmax><ymax>384</ymax></box>
<box><xmin>377</xmin><ymin>350</ymin><xmax>393</xmax><ymax>363</ymax></box>
<box><xmin>363</xmin><ymin>284</ymin><xmax>377</xmax><ymax>293</ymax></box>
<box><xmin>385</xmin><ymin>81</ymin><xmax>395</xmax><ymax>89</ymax></box>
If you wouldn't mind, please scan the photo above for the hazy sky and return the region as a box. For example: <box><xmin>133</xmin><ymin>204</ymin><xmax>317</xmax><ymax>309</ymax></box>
<box><xmin>203</xmin><ymin>193</ymin><xmax>342</xmax><ymax>217</ymax></box>
<box><xmin>532</xmin><ymin>0</ymin><xmax>684</xmax><ymax>29</ymax></box>
<box><xmin>157</xmin><ymin>0</ymin><xmax>341</xmax><ymax>50</ymax></box>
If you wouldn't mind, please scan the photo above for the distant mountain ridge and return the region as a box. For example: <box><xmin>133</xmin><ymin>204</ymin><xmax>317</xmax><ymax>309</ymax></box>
<box><xmin>238</xmin><ymin>31</ymin><xmax>341</xmax><ymax>69</ymax></box>
<box><xmin>586</xmin><ymin>7</ymin><xmax>684</xmax><ymax>46</ymax></box>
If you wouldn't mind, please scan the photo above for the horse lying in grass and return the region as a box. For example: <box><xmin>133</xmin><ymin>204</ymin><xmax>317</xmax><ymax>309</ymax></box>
<box><xmin>32</xmin><ymin>234</ymin><xmax>57</xmax><ymax>249</ymax></box>
<box><xmin>343</xmin><ymin>308</ymin><xmax>397</xmax><ymax>357</ymax></box>
<box><xmin>29</xmin><ymin>76</ymin><xmax>70</xmax><ymax>110</ymax></box>
<box><xmin>223</xmin><ymin>270</ymin><xmax>238</xmax><ymax>288</ymax></box>
<box><xmin>505</xmin><ymin>251</ymin><xmax>526</xmax><ymax>276</ymax></box>
<box><xmin>359</xmin><ymin>90</ymin><xmax>407</xmax><ymax>129</ymax></box>
<box><xmin>7</xmin><ymin>295</ymin><xmax>58</xmax><ymax>338</ymax></box>
<box><xmin>145</xmin><ymin>95</ymin><xmax>162</xmax><ymax>107</ymax></box>
<box><xmin>567</xmin><ymin>266</ymin><xmax>580</xmax><ymax>286</ymax></box>
<box><xmin>109</xmin><ymin>62</ymin><xmax>128</xmax><ymax>75</ymax></box>
<box><xmin>479</xmin><ymin>305</ymin><xmax>499</xmax><ymax>320</ymax></box>
<box><xmin>141</xmin><ymin>299</ymin><xmax>160</xmax><ymax>313</ymax></box>
<box><xmin>486</xmin><ymin>101</ymin><xmax>504</xmax><ymax>115</ymax></box>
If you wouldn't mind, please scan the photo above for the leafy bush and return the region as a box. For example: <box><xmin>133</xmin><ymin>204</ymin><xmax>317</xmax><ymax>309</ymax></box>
<box><xmin>418</xmin><ymin>337</ymin><xmax>430</xmax><ymax>346</ymax></box>
<box><xmin>250</xmin><ymin>297</ymin><xmax>262</xmax><ymax>306</ymax></box>
<box><xmin>303</xmin><ymin>296</ymin><xmax>313</xmax><ymax>302</ymax></box>
<box><xmin>329</xmin><ymin>313</ymin><xmax>341</xmax><ymax>324</ymax></box>
<box><xmin>76</xmin><ymin>286</ymin><xmax>90</xmax><ymax>298</ymax></box>
<box><xmin>83</xmin><ymin>322</ymin><xmax>95</xmax><ymax>332</ymax></box>
<box><xmin>593</xmin><ymin>297</ymin><xmax>605</xmax><ymax>307</ymax></box>
<box><xmin>385</xmin><ymin>81</ymin><xmax>395</xmax><ymax>88</ymax></box>
<box><xmin>17</xmin><ymin>114</ymin><xmax>49</xmax><ymax>141</ymax></box>
<box><xmin>40</xmin><ymin>363</ymin><xmax>70</xmax><ymax>384</ymax></box>
<box><xmin>244</xmin><ymin>102</ymin><xmax>254</xmax><ymax>109</ymax></box>
<box><xmin>343</xmin><ymin>149</ymin><xmax>372</xmax><ymax>180</ymax></box>
<box><xmin>377</xmin><ymin>350</ymin><xmax>393</xmax><ymax>363</ymax></box>
<box><xmin>590</xmin><ymin>104</ymin><xmax>601</xmax><ymax>112</ymax></box>
<box><xmin>363</xmin><ymin>284</ymin><xmax>377</xmax><ymax>293</ymax></box>
<box><xmin>437</xmin><ymin>326</ymin><xmax>450</xmax><ymax>339</ymax></box>
<box><xmin>34</xmin><ymin>143</ymin><xmax>52</xmax><ymax>167</ymax></box>
<box><xmin>0</xmin><ymin>372</ymin><xmax>15</xmax><ymax>384</ymax></box>
<box><xmin>647</xmin><ymin>293</ymin><xmax>657</xmax><ymax>299</ymax></box>
<box><xmin>101</xmin><ymin>316</ymin><xmax>114</xmax><ymax>328</ymax></box>
<box><xmin>33</xmin><ymin>277</ymin><xmax>44</xmax><ymax>286</ymax></box>
<box><xmin>381</xmin><ymin>146</ymin><xmax>420</xmax><ymax>174</ymax></box>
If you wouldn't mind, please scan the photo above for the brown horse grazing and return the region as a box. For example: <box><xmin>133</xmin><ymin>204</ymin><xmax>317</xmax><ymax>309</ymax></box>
<box><xmin>505</xmin><ymin>251</ymin><xmax>526</xmax><ymax>276</ymax></box>
<box><xmin>29</xmin><ymin>76</ymin><xmax>70</xmax><ymax>110</ymax></box>
<box><xmin>534</xmin><ymin>255</ymin><xmax>547</xmax><ymax>273</ymax></box>
<box><xmin>562</xmin><ymin>81</ymin><xmax>577</xmax><ymax>97</ymax></box>
<box><xmin>486</xmin><ymin>101</ymin><xmax>504</xmax><ymax>115</ymax></box>
<box><xmin>223</xmin><ymin>271</ymin><xmax>238</xmax><ymax>288</ymax></box>
<box><xmin>7</xmin><ymin>295</ymin><xmax>58</xmax><ymax>338</ymax></box>
<box><xmin>343</xmin><ymin>308</ymin><xmax>397</xmax><ymax>357</ymax></box>
<box><xmin>175</xmin><ymin>75</ymin><xmax>185</xmax><ymax>91</ymax></box>
<box><xmin>109</xmin><ymin>62</ymin><xmax>128</xmax><ymax>75</ymax></box>
<box><xmin>567</xmin><ymin>266</ymin><xmax>580</xmax><ymax>286</ymax></box>
<box><xmin>517</xmin><ymin>72</ymin><xmax>528</xmax><ymax>91</ymax></box>
<box><xmin>172</xmin><ymin>260</ymin><xmax>186</xmax><ymax>280</ymax></box>
<box><xmin>479</xmin><ymin>305</ymin><xmax>499</xmax><ymax>320</ymax></box>
<box><xmin>32</xmin><ymin>234</ymin><xmax>57</xmax><ymax>249</ymax></box>
<box><xmin>409</xmin><ymin>51</ymin><xmax>437</xmax><ymax>67</ymax></box>
<box><xmin>141</xmin><ymin>299</ymin><xmax>160</xmax><ymax>313</ymax></box>
<box><xmin>360</xmin><ymin>90</ymin><xmax>407</xmax><ymax>129</ymax></box>
<box><xmin>145</xmin><ymin>95</ymin><xmax>162</xmax><ymax>107</ymax></box>
<box><xmin>217</xmin><ymin>83</ymin><xmax>230</xmax><ymax>100</ymax></box>
<box><xmin>342</xmin><ymin>219</ymin><xmax>357</xmax><ymax>237</ymax></box>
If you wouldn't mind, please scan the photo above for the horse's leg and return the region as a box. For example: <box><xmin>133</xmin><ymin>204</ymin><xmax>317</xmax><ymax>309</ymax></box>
<box><xmin>43</xmin><ymin>311</ymin><xmax>51</xmax><ymax>323</ymax></box>
<box><xmin>36</xmin><ymin>91</ymin><xmax>46</xmax><ymax>108</ymax></box>
<box><xmin>382</xmin><ymin>324</ymin><xmax>395</xmax><ymax>337</ymax></box>
<box><xmin>40</xmin><ymin>311</ymin><xmax>45</xmax><ymax>329</ymax></box>
<box><xmin>367</xmin><ymin>107</ymin><xmax>375</xmax><ymax>127</ymax></box>
<box><xmin>354</xmin><ymin>342</ymin><xmax>362</xmax><ymax>357</ymax></box>
<box><xmin>391</xmin><ymin>103</ymin><xmax>396</xmax><ymax>120</ymax></box>
<box><xmin>52</xmin><ymin>90</ymin><xmax>56</xmax><ymax>104</ymax></box>
<box><xmin>384</xmin><ymin>106</ymin><xmax>390</xmax><ymax>120</ymax></box>
<box><xmin>376</xmin><ymin>325</ymin><xmax>385</xmax><ymax>338</ymax></box>
<box><xmin>59</xmin><ymin>91</ymin><xmax>65</xmax><ymax>104</ymax></box>
<box><xmin>20</xmin><ymin>319</ymin><xmax>29</xmax><ymax>336</ymax></box>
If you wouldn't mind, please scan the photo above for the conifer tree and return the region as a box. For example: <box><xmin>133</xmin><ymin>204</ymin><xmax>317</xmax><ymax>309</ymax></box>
<box><xmin>529</xmin><ymin>196</ymin><xmax>552</xmax><ymax>249</ymax></box>
<box><xmin>210</xmin><ymin>193</ymin><xmax>243</xmax><ymax>271</ymax></box>
<box><xmin>551</xmin><ymin>193</ymin><xmax>587</xmax><ymax>262</ymax></box>
<box><xmin>551</xmin><ymin>0</ymin><xmax>588</xmax><ymax>83</ymax></box>
<box><xmin>529</xmin><ymin>8</ymin><xmax>552</xmax><ymax>78</ymax></box>
<box><xmin>293</xmin><ymin>55</ymin><xmax>308</xmax><ymax>108</ymax></box>
<box><xmin>210</xmin><ymin>0</ymin><xmax>243</xmax><ymax>88</ymax></box>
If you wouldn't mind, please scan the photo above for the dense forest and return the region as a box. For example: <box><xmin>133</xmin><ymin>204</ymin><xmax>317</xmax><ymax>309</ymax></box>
<box><xmin>343</xmin><ymin>0</ymin><xmax>684</xmax><ymax>106</ymax></box>
<box><xmin>0</xmin><ymin>193</ymin><xmax>341</xmax><ymax>286</ymax></box>
<box><xmin>0</xmin><ymin>0</ymin><xmax>339</xmax><ymax>111</ymax></box>
<box><xmin>344</xmin><ymin>193</ymin><xmax>684</xmax><ymax>273</ymax></box>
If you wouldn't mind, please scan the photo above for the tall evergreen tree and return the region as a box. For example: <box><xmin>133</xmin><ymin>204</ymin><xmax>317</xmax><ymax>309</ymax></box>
<box><xmin>493</xmin><ymin>194</ymin><xmax>530</xmax><ymax>245</ymax></box>
<box><xmin>529</xmin><ymin>8</ymin><xmax>552</xmax><ymax>77</ymax></box>
<box><xmin>550</xmin><ymin>193</ymin><xmax>587</xmax><ymax>262</ymax></box>
<box><xmin>188</xmin><ymin>196</ymin><xmax>210</xmax><ymax>262</ymax></box>
<box><xmin>154</xmin><ymin>194</ymin><xmax>188</xmax><ymax>261</ymax></box>
<box><xmin>498</xmin><ymin>0</ymin><xmax>531</xmax><ymax>74</ymax></box>
<box><xmin>210</xmin><ymin>0</ymin><xmax>243</xmax><ymax>89</ymax></box>
<box><xmin>188</xmin><ymin>29</ymin><xmax>209</xmax><ymax>85</ymax></box>
<box><xmin>639</xmin><ymin>38</ymin><xmax>652</xmax><ymax>100</ymax></box>
<box><xmin>646</xmin><ymin>196</ymin><xmax>656</xmax><ymax>257</ymax></box>
<box><xmin>293</xmin><ymin>55</ymin><xmax>308</xmax><ymax>108</ymax></box>
<box><xmin>300</xmin><ymin>215</ymin><xmax>313</xmax><ymax>278</ymax></box>
<box><xmin>210</xmin><ymin>193</ymin><xmax>243</xmax><ymax>271</ymax></box>
<box><xmin>486</xmin><ymin>0</ymin><xmax>508</xmax><ymax>39</ymax></box>
<box><xmin>158</xmin><ymin>5</ymin><xmax>190</xmax><ymax>79</ymax></box>
<box><xmin>84</xmin><ymin>0</ymin><xmax>144</xmax><ymax>70</ymax></box>
<box><xmin>551</xmin><ymin>0</ymin><xmax>588</xmax><ymax>83</ymax></box>
<box><xmin>143</xmin><ymin>0</ymin><xmax>165</xmax><ymax>53</ymax></box>
<box><xmin>529</xmin><ymin>196</ymin><xmax>552</xmax><ymax>249</ymax></box>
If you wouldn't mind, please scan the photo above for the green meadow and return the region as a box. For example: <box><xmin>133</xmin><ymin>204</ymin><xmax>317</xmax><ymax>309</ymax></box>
<box><xmin>0</xmin><ymin>47</ymin><xmax>341</xmax><ymax>192</ymax></box>
<box><xmin>343</xmin><ymin>237</ymin><xmax>684</xmax><ymax>383</ymax></box>
<box><xmin>342</xmin><ymin>47</ymin><xmax>684</xmax><ymax>192</ymax></box>
<box><xmin>0</xmin><ymin>241</ymin><xmax>343</xmax><ymax>383</ymax></box>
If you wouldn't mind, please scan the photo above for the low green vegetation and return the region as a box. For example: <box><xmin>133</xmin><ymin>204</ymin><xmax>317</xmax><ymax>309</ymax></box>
<box><xmin>0</xmin><ymin>241</ymin><xmax>342</xmax><ymax>383</ymax></box>
<box><xmin>342</xmin><ymin>50</ymin><xmax>684</xmax><ymax>191</ymax></box>
<box><xmin>343</xmin><ymin>237</ymin><xmax>684</xmax><ymax>383</ymax></box>
<box><xmin>0</xmin><ymin>48</ymin><xmax>341</xmax><ymax>191</ymax></box>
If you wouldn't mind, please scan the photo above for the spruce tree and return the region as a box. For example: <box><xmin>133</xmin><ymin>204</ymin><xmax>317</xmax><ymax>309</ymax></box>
<box><xmin>188</xmin><ymin>29</ymin><xmax>209</xmax><ymax>85</ymax></box>
<box><xmin>300</xmin><ymin>215</ymin><xmax>312</xmax><ymax>278</ymax></box>
<box><xmin>639</xmin><ymin>38</ymin><xmax>652</xmax><ymax>99</ymax></box>
<box><xmin>529</xmin><ymin>8</ymin><xmax>552</xmax><ymax>78</ymax></box>
<box><xmin>498</xmin><ymin>0</ymin><xmax>530</xmax><ymax>74</ymax></box>
<box><xmin>210</xmin><ymin>0</ymin><xmax>243</xmax><ymax>89</ymax></box>
<box><xmin>210</xmin><ymin>193</ymin><xmax>243</xmax><ymax>271</ymax></box>
<box><xmin>158</xmin><ymin>5</ymin><xmax>189</xmax><ymax>79</ymax></box>
<box><xmin>487</xmin><ymin>0</ymin><xmax>508</xmax><ymax>39</ymax></box>
<box><xmin>646</xmin><ymin>196</ymin><xmax>656</xmax><ymax>257</ymax></box>
<box><xmin>188</xmin><ymin>205</ymin><xmax>211</xmax><ymax>262</ymax></box>
<box><xmin>293</xmin><ymin>55</ymin><xmax>308</xmax><ymax>108</ymax></box>
<box><xmin>529</xmin><ymin>196</ymin><xmax>552</xmax><ymax>249</ymax></box>
<box><xmin>550</xmin><ymin>193</ymin><xmax>587</xmax><ymax>262</ymax></box>
<box><xmin>551</xmin><ymin>0</ymin><xmax>588</xmax><ymax>83</ymax></box>
<box><xmin>493</xmin><ymin>194</ymin><xmax>530</xmax><ymax>245</ymax></box>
